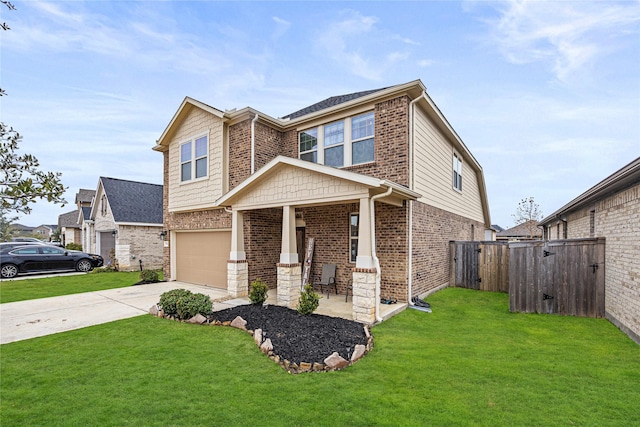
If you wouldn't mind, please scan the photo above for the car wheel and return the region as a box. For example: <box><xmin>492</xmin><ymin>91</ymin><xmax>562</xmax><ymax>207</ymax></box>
<box><xmin>76</xmin><ymin>259</ymin><xmax>93</xmax><ymax>273</ymax></box>
<box><xmin>1</xmin><ymin>264</ymin><xmax>19</xmax><ymax>279</ymax></box>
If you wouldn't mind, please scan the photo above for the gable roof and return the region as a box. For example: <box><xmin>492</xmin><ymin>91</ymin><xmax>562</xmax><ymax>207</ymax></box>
<box><xmin>539</xmin><ymin>157</ymin><xmax>640</xmax><ymax>226</ymax></box>
<box><xmin>75</xmin><ymin>189</ymin><xmax>95</xmax><ymax>204</ymax></box>
<box><xmin>99</xmin><ymin>177</ymin><xmax>163</xmax><ymax>224</ymax></box>
<box><xmin>282</xmin><ymin>87</ymin><xmax>388</xmax><ymax>120</ymax></box>
<box><xmin>58</xmin><ymin>210</ymin><xmax>80</xmax><ymax>228</ymax></box>
<box><xmin>497</xmin><ymin>220</ymin><xmax>541</xmax><ymax>238</ymax></box>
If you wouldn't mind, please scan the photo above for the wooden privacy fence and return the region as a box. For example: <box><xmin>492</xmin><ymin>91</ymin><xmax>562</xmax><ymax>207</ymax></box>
<box><xmin>449</xmin><ymin>238</ymin><xmax>606</xmax><ymax>318</ymax></box>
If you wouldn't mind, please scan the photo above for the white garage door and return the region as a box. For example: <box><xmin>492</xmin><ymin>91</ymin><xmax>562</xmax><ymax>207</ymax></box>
<box><xmin>175</xmin><ymin>231</ymin><xmax>231</xmax><ymax>289</ymax></box>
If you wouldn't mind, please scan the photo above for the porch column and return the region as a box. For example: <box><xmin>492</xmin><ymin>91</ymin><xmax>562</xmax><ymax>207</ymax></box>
<box><xmin>277</xmin><ymin>205</ymin><xmax>301</xmax><ymax>308</ymax></box>
<box><xmin>227</xmin><ymin>209</ymin><xmax>248</xmax><ymax>297</ymax></box>
<box><xmin>353</xmin><ymin>197</ymin><xmax>377</xmax><ymax>324</ymax></box>
<box><xmin>356</xmin><ymin>197</ymin><xmax>374</xmax><ymax>269</ymax></box>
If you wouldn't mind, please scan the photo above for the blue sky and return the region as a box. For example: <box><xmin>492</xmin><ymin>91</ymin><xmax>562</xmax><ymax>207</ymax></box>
<box><xmin>2</xmin><ymin>0</ymin><xmax>639</xmax><ymax>229</ymax></box>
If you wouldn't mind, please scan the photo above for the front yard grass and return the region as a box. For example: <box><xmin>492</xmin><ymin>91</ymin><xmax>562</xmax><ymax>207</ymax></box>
<box><xmin>1</xmin><ymin>288</ymin><xmax>638</xmax><ymax>426</ymax></box>
<box><xmin>0</xmin><ymin>271</ymin><xmax>155</xmax><ymax>303</ymax></box>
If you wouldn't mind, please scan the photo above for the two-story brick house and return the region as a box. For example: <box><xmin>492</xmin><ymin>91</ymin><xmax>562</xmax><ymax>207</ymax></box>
<box><xmin>153</xmin><ymin>79</ymin><xmax>491</xmax><ymax>323</ymax></box>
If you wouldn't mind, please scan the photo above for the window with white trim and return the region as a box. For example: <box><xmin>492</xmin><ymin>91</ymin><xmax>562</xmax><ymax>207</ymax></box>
<box><xmin>350</xmin><ymin>213</ymin><xmax>359</xmax><ymax>263</ymax></box>
<box><xmin>298</xmin><ymin>111</ymin><xmax>374</xmax><ymax>167</ymax></box>
<box><xmin>453</xmin><ymin>153</ymin><xmax>462</xmax><ymax>192</ymax></box>
<box><xmin>180</xmin><ymin>135</ymin><xmax>208</xmax><ymax>182</ymax></box>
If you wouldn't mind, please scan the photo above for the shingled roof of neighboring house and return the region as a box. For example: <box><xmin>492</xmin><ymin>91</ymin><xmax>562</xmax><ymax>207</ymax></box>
<box><xmin>100</xmin><ymin>177</ymin><xmax>163</xmax><ymax>224</ymax></box>
<box><xmin>58</xmin><ymin>210</ymin><xmax>80</xmax><ymax>228</ymax></box>
<box><xmin>496</xmin><ymin>220</ymin><xmax>541</xmax><ymax>239</ymax></box>
<box><xmin>81</xmin><ymin>207</ymin><xmax>91</xmax><ymax>220</ymax></box>
<box><xmin>75</xmin><ymin>189</ymin><xmax>96</xmax><ymax>204</ymax></box>
<box><xmin>281</xmin><ymin>87</ymin><xmax>388</xmax><ymax>120</ymax></box>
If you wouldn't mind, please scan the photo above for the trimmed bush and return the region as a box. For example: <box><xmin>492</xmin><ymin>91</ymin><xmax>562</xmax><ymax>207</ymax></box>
<box><xmin>297</xmin><ymin>284</ymin><xmax>319</xmax><ymax>315</ymax></box>
<box><xmin>65</xmin><ymin>242</ymin><xmax>83</xmax><ymax>251</ymax></box>
<box><xmin>249</xmin><ymin>278</ymin><xmax>268</xmax><ymax>305</ymax></box>
<box><xmin>159</xmin><ymin>289</ymin><xmax>192</xmax><ymax>317</ymax></box>
<box><xmin>139</xmin><ymin>270</ymin><xmax>159</xmax><ymax>283</ymax></box>
<box><xmin>176</xmin><ymin>292</ymin><xmax>213</xmax><ymax>320</ymax></box>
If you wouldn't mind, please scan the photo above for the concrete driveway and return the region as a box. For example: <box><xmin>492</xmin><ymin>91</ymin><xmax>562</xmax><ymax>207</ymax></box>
<box><xmin>0</xmin><ymin>282</ymin><xmax>241</xmax><ymax>345</ymax></box>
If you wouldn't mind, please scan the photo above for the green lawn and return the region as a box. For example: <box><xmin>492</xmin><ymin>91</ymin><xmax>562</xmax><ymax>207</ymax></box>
<box><xmin>1</xmin><ymin>288</ymin><xmax>638</xmax><ymax>426</ymax></box>
<box><xmin>0</xmin><ymin>271</ymin><xmax>147</xmax><ymax>303</ymax></box>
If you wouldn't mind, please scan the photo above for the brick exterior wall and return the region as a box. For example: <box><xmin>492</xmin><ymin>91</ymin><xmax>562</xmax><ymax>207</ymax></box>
<box><xmin>244</xmin><ymin>208</ymin><xmax>282</xmax><ymax>288</ymax></box>
<box><xmin>545</xmin><ymin>182</ymin><xmax>639</xmax><ymax>343</ymax></box>
<box><xmin>411</xmin><ymin>200</ymin><xmax>485</xmax><ymax>297</ymax></box>
<box><xmin>229</xmin><ymin>119</ymin><xmax>252</xmax><ymax>190</ymax></box>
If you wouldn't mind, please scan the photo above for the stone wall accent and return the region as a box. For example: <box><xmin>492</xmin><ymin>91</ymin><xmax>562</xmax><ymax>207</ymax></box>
<box><xmin>277</xmin><ymin>264</ymin><xmax>302</xmax><ymax>308</ymax></box>
<box><xmin>352</xmin><ymin>269</ymin><xmax>377</xmax><ymax>324</ymax></box>
<box><xmin>227</xmin><ymin>260</ymin><xmax>249</xmax><ymax>298</ymax></box>
<box><xmin>117</xmin><ymin>224</ymin><xmax>163</xmax><ymax>271</ymax></box>
<box><xmin>411</xmin><ymin>200</ymin><xmax>485</xmax><ymax>297</ymax></box>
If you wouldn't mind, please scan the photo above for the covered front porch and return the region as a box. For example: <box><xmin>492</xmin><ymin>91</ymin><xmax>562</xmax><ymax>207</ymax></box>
<box><xmin>215</xmin><ymin>156</ymin><xmax>419</xmax><ymax>324</ymax></box>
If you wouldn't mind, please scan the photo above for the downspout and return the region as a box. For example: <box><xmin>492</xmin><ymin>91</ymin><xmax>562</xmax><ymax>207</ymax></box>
<box><xmin>407</xmin><ymin>91</ymin><xmax>426</xmax><ymax>305</ymax></box>
<box><xmin>251</xmin><ymin>113</ymin><xmax>259</xmax><ymax>174</ymax></box>
<box><xmin>370</xmin><ymin>185</ymin><xmax>393</xmax><ymax>323</ymax></box>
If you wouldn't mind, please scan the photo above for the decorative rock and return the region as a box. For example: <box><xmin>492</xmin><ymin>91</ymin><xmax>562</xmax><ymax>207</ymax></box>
<box><xmin>299</xmin><ymin>362</ymin><xmax>312</xmax><ymax>372</ymax></box>
<box><xmin>260</xmin><ymin>338</ymin><xmax>273</xmax><ymax>353</ymax></box>
<box><xmin>324</xmin><ymin>352</ymin><xmax>349</xmax><ymax>370</ymax></box>
<box><xmin>222</xmin><ymin>321</ymin><xmax>231</xmax><ymax>326</ymax></box>
<box><xmin>158</xmin><ymin>309</ymin><xmax>164</xmax><ymax>318</ymax></box>
<box><xmin>312</xmin><ymin>362</ymin><xmax>324</xmax><ymax>371</ymax></box>
<box><xmin>283</xmin><ymin>359</ymin><xmax>291</xmax><ymax>369</ymax></box>
<box><xmin>149</xmin><ymin>305</ymin><xmax>159</xmax><ymax>316</ymax></box>
<box><xmin>351</xmin><ymin>344</ymin><xmax>366</xmax><ymax>362</ymax></box>
<box><xmin>187</xmin><ymin>313</ymin><xmax>207</xmax><ymax>324</ymax></box>
<box><xmin>363</xmin><ymin>325</ymin><xmax>370</xmax><ymax>338</ymax></box>
<box><xmin>230</xmin><ymin>316</ymin><xmax>247</xmax><ymax>330</ymax></box>
<box><xmin>254</xmin><ymin>328</ymin><xmax>262</xmax><ymax>345</ymax></box>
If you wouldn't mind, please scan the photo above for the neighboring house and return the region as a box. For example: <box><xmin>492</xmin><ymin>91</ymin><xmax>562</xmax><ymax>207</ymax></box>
<box><xmin>539</xmin><ymin>157</ymin><xmax>640</xmax><ymax>344</ymax></box>
<box><xmin>153</xmin><ymin>79</ymin><xmax>491</xmax><ymax>323</ymax></box>
<box><xmin>58</xmin><ymin>189</ymin><xmax>96</xmax><ymax>248</ymax></box>
<box><xmin>85</xmin><ymin>177</ymin><xmax>163</xmax><ymax>271</ymax></box>
<box><xmin>496</xmin><ymin>220</ymin><xmax>542</xmax><ymax>241</ymax></box>
<box><xmin>32</xmin><ymin>224</ymin><xmax>57</xmax><ymax>240</ymax></box>
<box><xmin>58</xmin><ymin>210</ymin><xmax>81</xmax><ymax>246</ymax></box>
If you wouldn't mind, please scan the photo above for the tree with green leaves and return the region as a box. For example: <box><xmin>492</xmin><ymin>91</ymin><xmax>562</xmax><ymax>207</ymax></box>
<box><xmin>0</xmin><ymin>0</ymin><xmax>67</xmax><ymax>217</ymax></box>
<box><xmin>512</xmin><ymin>197</ymin><xmax>543</xmax><ymax>238</ymax></box>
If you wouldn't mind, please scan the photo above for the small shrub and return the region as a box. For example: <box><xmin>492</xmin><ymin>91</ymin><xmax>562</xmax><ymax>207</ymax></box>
<box><xmin>140</xmin><ymin>269</ymin><xmax>159</xmax><ymax>283</ymax></box>
<box><xmin>297</xmin><ymin>284</ymin><xmax>319</xmax><ymax>315</ymax></box>
<box><xmin>65</xmin><ymin>242</ymin><xmax>83</xmax><ymax>251</ymax></box>
<box><xmin>249</xmin><ymin>278</ymin><xmax>268</xmax><ymax>305</ymax></box>
<box><xmin>159</xmin><ymin>289</ymin><xmax>192</xmax><ymax>317</ymax></box>
<box><xmin>176</xmin><ymin>292</ymin><xmax>213</xmax><ymax>320</ymax></box>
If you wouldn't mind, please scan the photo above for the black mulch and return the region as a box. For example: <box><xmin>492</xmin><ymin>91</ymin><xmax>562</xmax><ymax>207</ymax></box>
<box><xmin>210</xmin><ymin>304</ymin><xmax>369</xmax><ymax>365</ymax></box>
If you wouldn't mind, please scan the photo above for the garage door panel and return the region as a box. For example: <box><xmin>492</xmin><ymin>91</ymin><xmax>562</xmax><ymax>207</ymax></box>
<box><xmin>176</xmin><ymin>231</ymin><xmax>230</xmax><ymax>288</ymax></box>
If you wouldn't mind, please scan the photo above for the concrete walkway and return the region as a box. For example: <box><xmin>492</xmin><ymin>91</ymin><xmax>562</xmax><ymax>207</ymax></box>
<box><xmin>0</xmin><ymin>282</ymin><xmax>241</xmax><ymax>345</ymax></box>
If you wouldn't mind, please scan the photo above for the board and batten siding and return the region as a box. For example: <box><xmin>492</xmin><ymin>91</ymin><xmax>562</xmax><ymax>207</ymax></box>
<box><xmin>167</xmin><ymin>107</ymin><xmax>225</xmax><ymax>212</ymax></box>
<box><xmin>412</xmin><ymin>106</ymin><xmax>484</xmax><ymax>223</ymax></box>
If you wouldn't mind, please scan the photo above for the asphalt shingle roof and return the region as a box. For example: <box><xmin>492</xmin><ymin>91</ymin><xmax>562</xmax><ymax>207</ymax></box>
<box><xmin>100</xmin><ymin>177</ymin><xmax>163</xmax><ymax>224</ymax></box>
<box><xmin>81</xmin><ymin>206</ymin><xmax>91</xmax><ymax>220</ymax></box>
<box><xmin>282</xmin><ymin>87</ymin><xmax>388</xmax><ymax>120</ymax></box>
<box><xmin>75</xmin><ymin>189</ymin><xmax>96</xmax><ymax>204</ymax></box>
<box><xmin>58</xmin><ymin>210</ymin><xmax>80</xmax><ymax>228</ymax></box>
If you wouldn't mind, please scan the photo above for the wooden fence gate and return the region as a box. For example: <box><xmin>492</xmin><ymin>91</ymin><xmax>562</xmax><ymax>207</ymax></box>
<box><xmin>450</xmin><ymin>238</ymin><xmax>606</xmax><ymax>318</ymax></box>
<box><xmin>509</xmin><ymin>238</ymin><xmax>605</xmax><ymax>317</ymax></box>
<box><xmin>449</xmin><ymin>241</ymin><xmax>509</xmax><ymax>292</ymax></box>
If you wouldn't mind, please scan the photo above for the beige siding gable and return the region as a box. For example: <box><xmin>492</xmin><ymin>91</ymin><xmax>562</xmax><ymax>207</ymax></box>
<box><xmin>232</xmin><ymin>165</ymin><xmax>370</xmax><ymax>210</ymax></box>
<box><xmin>168</xmin><ymin>107</ymin><xmax>225</xmax><ymax>212</ymax></box>
<box><xmin>413</xmin><ymin>106</ymin><xmax>484</xmax><ymax>223</ymax></box>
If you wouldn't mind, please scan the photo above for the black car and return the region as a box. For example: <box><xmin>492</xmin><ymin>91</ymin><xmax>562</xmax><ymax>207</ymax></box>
<box><xmin>0</xmin><ymin>245</ymin><xmax>104</xmax><ymax>278</ymax></box>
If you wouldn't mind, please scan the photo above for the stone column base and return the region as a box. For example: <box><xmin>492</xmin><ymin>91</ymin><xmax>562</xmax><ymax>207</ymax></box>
<box><xmin>352</xmin><ymin>269</ymin><xmax>377</xmax><ymax>324</ymax></box>
<box><xmin>277</xmin><ymin>263</ymin><xmax>302</xmax><ymax>309</ymax></box>
<box><xmin>227</xmin><ymin>260</ymin><xmax>248</xmax><ymax>298</ymax></box>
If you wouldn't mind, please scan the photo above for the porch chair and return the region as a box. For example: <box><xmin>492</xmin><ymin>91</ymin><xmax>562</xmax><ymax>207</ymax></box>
<box><xmin>315</xmin><ymin>264</ymin><xmax>338</xmax><ymax>298</ymax></box>
<box><xmin>345</xmin><ymin>278</ymin><xmax>353</xmax><ymax>302</ymax></box>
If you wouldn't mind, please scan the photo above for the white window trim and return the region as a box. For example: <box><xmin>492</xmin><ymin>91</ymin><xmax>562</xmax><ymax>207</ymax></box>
<box><xmin>179</xmin><ymin>133</ymin><xmax>209</xmax><ymax>183</ymax></box>
<box><xmin>349</xmin><ymin>212</ymin><xmax>359</xmax><ymax>263</ymax></box>
<box><xmin>452</xmin><ymin>152</ymin><xmax>463</xmax><ymax>193</ymax></box>
<box><xmin>298</xmin><ymin>111</ymin><xmax>374</xmax><ymax>168</ymax></box>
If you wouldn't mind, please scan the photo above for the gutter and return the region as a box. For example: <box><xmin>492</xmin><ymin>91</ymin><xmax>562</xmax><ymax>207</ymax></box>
<box><xmin>370</xmin><ymin>186</ymin><xmax>393</xmax><ymax>323</ymax></box>
<box><xmin>251</xmin><ymin>114</ymin><xmax>259</xmax><ymax>174</ymax></box>
<box><xmin>407</xmin><ymin>91</ymin><xmax>426</xmax><ymax>305</ymax></box>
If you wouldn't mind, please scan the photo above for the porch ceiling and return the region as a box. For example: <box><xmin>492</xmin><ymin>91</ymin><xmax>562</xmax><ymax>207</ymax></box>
<box><xmin>215</xmin><ymin>156</ymin><xmax>420</xmax><ymax>210</ymax></box>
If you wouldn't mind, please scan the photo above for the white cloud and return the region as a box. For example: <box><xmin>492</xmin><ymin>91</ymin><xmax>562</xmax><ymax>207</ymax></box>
<box><xmin>481</xmin><ymin>0</ymin><xmax>640</xmax><ymax>82</ymax></box>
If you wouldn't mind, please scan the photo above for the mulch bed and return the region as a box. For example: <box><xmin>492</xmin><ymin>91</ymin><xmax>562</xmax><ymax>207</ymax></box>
<box><xmin>210</xmin><ymin>304</ymin><xmax>369</xmax><ymax>365</ymax></box>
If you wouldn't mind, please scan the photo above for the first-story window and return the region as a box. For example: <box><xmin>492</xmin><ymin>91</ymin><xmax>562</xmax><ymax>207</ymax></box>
<box><xmin>350</xmin><ymin>213</ymin><xmax>359</xmax><ymax>263</ymax></box>
<box><xmin>453</xmin><ymin>153</ymin><xmax>463</xmax><ymax>192</ymax></box>
<box><xmin>181</xmin><ymin>135</ymin><xmax>208</xmax><ymax>182</ymax></box>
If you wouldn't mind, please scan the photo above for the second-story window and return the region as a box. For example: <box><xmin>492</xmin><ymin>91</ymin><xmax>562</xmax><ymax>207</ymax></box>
<box><xmin>181</xmin><ymin>135</ymin><xmax>208</xmax><ymax>182</ymax></box>
<box><xmin>298</xmin><ymin>111</ymin><xmax>375</xmax><ymax>167</ymax></box>
<box><xmin>453</xmin><ymin>153</ymin><xmax>463</xmax><ymax>192</ymax></box>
